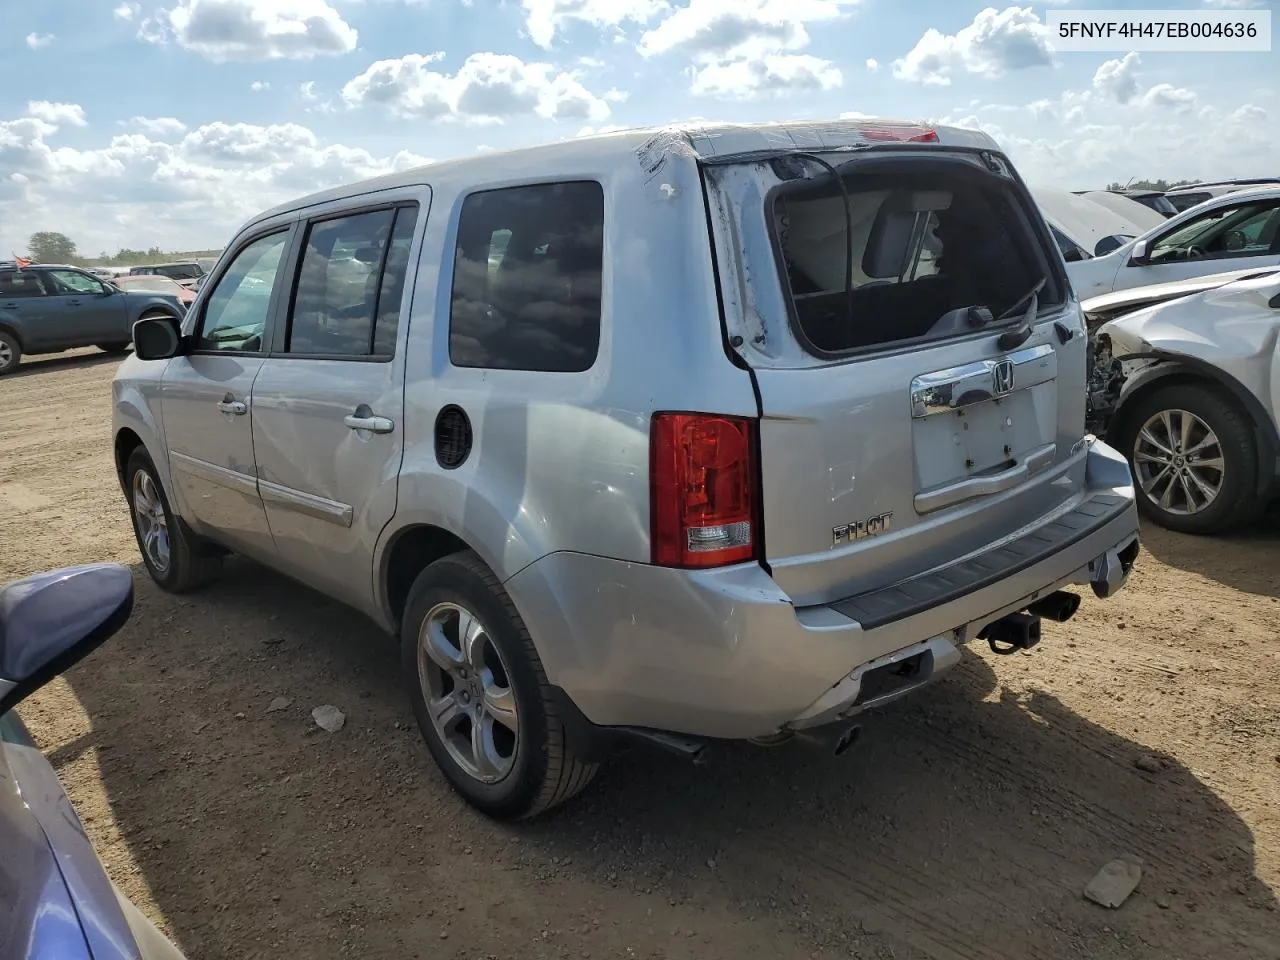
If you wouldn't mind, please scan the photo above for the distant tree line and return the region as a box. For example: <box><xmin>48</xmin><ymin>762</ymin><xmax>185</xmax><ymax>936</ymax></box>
<box><xmin>19</xmin><ymin>231</ymin><xmax>219</xmax><ymax>267</ymax></box>
<box><xmin>1104</xmin><ymin>179</ymin><xmax>1199</xmax><ymax>192</ymax></box>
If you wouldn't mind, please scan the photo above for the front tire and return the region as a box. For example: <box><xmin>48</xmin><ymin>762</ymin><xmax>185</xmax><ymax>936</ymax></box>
<box><xmin>125</xmin><ymin>449</ymin><xmax>223</xmax><ymax>591</ymax></box>
<box><xmin>401</xmin><ymin>551</ymin><xmax>597</xmax><ymax>819</ymax></box>
<box><xmin>0</xmin><ymin>331</ymin><xmax>21</xmax><ymax>375</ymax></box>
<box><xmin>1117</xmin><ymin>382</ymin><xmax>1260</xmax><ymax>534</ymax></box>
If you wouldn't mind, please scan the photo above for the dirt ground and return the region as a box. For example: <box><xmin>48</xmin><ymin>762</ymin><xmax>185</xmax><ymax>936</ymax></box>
<box><xmin>2</xmin><ymin>349</ymin><xmax>1279</xmax><ymax>960</ymax></box>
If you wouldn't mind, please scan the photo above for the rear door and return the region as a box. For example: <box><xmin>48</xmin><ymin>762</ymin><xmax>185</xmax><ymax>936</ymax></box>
<box><xmin>704</xmin><ymin>147</ymin><xmax>1085</xmax><ymax>608</ymax></box>
<box><xmin>159</xmin><ymin>228</ymin><xmax>292</xmax><ymax>560</ymax></box>
<box><xmin>249</xmin><ymin>196</ymin><xmax>424</xmax><ymax>611</ymax></box>
<box><xmin>40</xmin><ymin>269</ymin><xmax>129</xmax><ymax>345</ymax></box>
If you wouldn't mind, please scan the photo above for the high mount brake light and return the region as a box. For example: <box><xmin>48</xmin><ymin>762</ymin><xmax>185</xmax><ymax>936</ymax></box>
<box><xmin>853</xmin><ymin>122</ymin><xmax>940</xmax><ymax>143</ymax></box>
<box><xmin>650</xmin><ymin>413</ymin><xmax>759</xmax><ymax>569</ymax></box>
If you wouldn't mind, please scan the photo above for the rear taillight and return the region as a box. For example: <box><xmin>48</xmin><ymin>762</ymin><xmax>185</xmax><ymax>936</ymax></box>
<box><xmin>650</xmin><ymin>412</ymin><xmax>758</xmax><ymax>569</ymax></box>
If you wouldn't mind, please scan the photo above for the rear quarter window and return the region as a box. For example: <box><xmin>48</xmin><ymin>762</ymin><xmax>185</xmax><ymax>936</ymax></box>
<box><xmin>448</xmin><ymin>181</ymin><xmax>604</xmax><ymax>373</ymax></box>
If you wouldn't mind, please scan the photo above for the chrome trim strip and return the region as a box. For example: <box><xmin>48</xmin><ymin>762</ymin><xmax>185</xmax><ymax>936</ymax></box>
<box><xmin>910</xmin><ymin>343</ymin><xmax>1056</xmax><ymax>419</ymax></box>
<box><xmin>258</xmin><ymin>478</ymin><xmax>353</xmax><ymax>528</ymax></box>
<box><xmin>169</xmin><ymin>451</ymin><xmax>259</xmax><ymax>498</ymax></box>
<box><xmin>914</xmin><ymin>442</ymin><xmax>1058</xmax><ymax>515</ymax></box>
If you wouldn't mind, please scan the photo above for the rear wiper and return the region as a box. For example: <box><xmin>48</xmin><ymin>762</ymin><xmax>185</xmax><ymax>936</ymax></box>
<box><xmin>995</xmin><ymin>277</ymin><xmax>1046</xmax><ymax>323</ymax></box>
<box><xmin>988</xmin><ymin>277</ymin><xmax>1046</xmax><ymax>350</ymax></box>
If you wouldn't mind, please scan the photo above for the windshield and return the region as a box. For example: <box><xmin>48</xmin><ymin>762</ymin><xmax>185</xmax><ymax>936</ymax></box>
<box><xmin>1148</xmin><ymin>203</ymin><xmax>1280</xmax><ymax>263</ymax></box>
<box><xmin>772</xmin><ymin>164</ymin><xmax>1063</xmax><ymax>354</ymax></box>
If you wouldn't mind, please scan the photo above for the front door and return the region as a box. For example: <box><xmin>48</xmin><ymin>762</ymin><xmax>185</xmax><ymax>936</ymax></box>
<box><xmin>159</xmin><ymin>229</ymin><xmax>293</xmax><ymax>560</ymax></box>
<box><xmin>249</xmin><ymin>201</ymin><xmax>423</xmax><ymax>612</ymax></box>
<box><xmin>1114</xmin><ymin>196</ymin><xmax>1280</xmax><ymax>292</ymax></box>
<box><xmin>40</xmin><ymin>269</ymin><xmax>130</xmax><ymax>345</ymax></box>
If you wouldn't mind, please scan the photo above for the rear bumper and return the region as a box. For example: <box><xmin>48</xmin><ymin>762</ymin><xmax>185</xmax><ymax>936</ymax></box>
<box><xmin>505</xmin><ymin>439</ymin><xmax>1140</xmax><ymax>741</ymax></box>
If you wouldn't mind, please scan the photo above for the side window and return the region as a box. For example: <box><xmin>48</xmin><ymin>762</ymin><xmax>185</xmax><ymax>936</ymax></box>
<box><xmin>198</xmin><ymin>231</ymin><xmax>288</xmax><ymax>352</ymax></box>
<box><xmin>372</xmin><ymin>207</ymin><xmax>418</xmax><ymax>357</ymax></box>
<box><xmin>1050</xmin><ymin>226</ymin><xmax>1088</xmax><ymax>263</ymax></box>
<box><xmin>0</xmin><ymin>270</ymin><xmax>47</xmax><ymax>297</ymax></box>
<box><xmin>1149</xmin><ymin>202</ymin><xmax>1280</xmax><ymax>264</ymax></box>
<box><xmin>449</xmin><ymin>181</ymin><xmax>604</xmax><ymax>373</ymax></box>
<box><xmin>45</xmin><ymin>270</ymin><xmax>106</xmax><ymax>295</ymax></box>
<box><xmin>287</xmin><ymin>205</ymin><xmax>417</xmax><ymax>358</ymax></box>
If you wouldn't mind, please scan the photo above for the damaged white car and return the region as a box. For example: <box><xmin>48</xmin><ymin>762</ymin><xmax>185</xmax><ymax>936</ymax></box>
<box><xmin>1085</xmin><ymin>267</ymin><xmax>1280</xmax><ymax>533</ymax></box>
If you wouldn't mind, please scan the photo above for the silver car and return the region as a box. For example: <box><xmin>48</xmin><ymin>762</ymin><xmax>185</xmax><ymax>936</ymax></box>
<box><xmin>112</xmin><ymin>119</ymin><xmax>1141</xmax><ymax>819</ymax></box>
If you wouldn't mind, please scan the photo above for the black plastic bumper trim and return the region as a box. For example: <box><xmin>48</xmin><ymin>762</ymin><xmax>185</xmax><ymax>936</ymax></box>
<box><xmin>828</xmin><ymin>494</ymin><xmax>1130</xmax><ymax>630</ymax></box>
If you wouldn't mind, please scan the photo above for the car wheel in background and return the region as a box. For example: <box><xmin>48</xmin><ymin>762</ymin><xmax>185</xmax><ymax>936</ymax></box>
<box><xmin>125</xmin><ymin>448</ymin><xmax>223</xmax><ymax>592</ymax></box>
<box><xmin>401</xmin><ymin>550</ymin><xmax>597</xmax><ymax>819</ymax></box>
<box><xmin>0</xmin><ymin>331</ymin><xmax>21</xmax><ymax>375</ymax></box>
<box><xmin>1117</xmin><ymin>382</ymin><xmax>1260</xmax><ymax>535</ymax></box>
<box><xmin>96</xmin><ymin>343</ymin><xmax>130</xmax><ymax>354</ymax></box>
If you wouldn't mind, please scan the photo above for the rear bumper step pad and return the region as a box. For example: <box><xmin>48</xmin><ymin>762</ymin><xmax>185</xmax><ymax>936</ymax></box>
<box><xmin>829</xmin><ymin>494</ymin><xmax>1130</xmax><ymax>630</ymax></box>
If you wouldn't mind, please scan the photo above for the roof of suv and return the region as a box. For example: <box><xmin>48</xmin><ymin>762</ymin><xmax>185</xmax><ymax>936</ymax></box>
<box><xmin>252</xmin><ymin>118</ymin><xmax>1002</xmax><ymax>227</ymax></box>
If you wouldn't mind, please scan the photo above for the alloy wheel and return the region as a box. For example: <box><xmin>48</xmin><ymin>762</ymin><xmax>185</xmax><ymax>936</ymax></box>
<box><xmin>1132</xmin><ymin>408</ymin><xmax>1225</xmax><ymax>516</ymax></box>
<box><xmin>132</xmin><ymin>470</ymin><xmax>171</xmax><ymax>573</ymax></box>
<box><xmin>417</xmin><ymin>601</ymin><xmax>519</xmax><ymax>784</ymax></box>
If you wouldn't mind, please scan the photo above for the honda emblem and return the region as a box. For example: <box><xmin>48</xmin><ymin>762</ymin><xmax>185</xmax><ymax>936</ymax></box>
<box><xmin>991</xmin><ymin>359</ymin><xmax>1015</xmax><ymax>396</ymax></box>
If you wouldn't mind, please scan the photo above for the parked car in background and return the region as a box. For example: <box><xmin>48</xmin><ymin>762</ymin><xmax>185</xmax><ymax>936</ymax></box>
<box><xmin>1078</xmin><ymin>190</ymin><xmax>1169</xmax><ymax>230</ymax></box>
<box><xmin>113</xmin><ymin>118</ymin><xmax>1141</xmax><ymax>819</ymax></box>
<box><xmin>0</xmin><ymin>262</ymin><xmax>185</xmax><ymax>374</ymax></box>
<box><xmin>1084</xmin><ymin>267</ymin><xmax>1280</xmax><ymax>534</ymax></box>
<box><xmin>1064</xmin><ymin>185</ymin><xmax>1280</xmax><ymax>299</ymax></box>
<box><xmin>1033</xmin><ymin>186</ymin><xmax>1159</xmax><ymax>263</ymax></box>
<box><xmin>128</xmin><ymin>261</ymin><xmax>206</xmax><ymax>288</ymax></box>
<box><xmin>114</xmin><ymin>273</ymin><xmax>197</xmax><ymax>309</ymax></box>
<box><xmin>1164</xmin><ymin>178</ymin><xmax>1280</xmax><ymax>213</ymax></box>
<box><xmin>1</xmin><ymin>563</ymin><xmax>188</xmax><ymax>960</ymax></box>
<box><xmin>1112</xmin><ymin>189</ymin><xmax>1179</xmax><ymax>219</ymax></box>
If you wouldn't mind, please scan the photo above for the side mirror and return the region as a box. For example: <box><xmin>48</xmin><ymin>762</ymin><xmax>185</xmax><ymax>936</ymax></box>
<box><xmin>133</xmin><ymin>314</ymin><xmax>183</xmax><ymax>360</ymax></box>
<box><xmin>1128</xmin><ymin>239</ymin><xmax>1150</xmax><ymax>266</ymax></box>
<box><xmin>0</xmin><ymin>564</ymin><xmax>133</xmax><ymax>716</ymax></box>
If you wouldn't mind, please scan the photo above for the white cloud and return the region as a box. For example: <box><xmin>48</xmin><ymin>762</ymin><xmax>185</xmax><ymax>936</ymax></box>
<box><xmin>27</xmin><ymin>102</ymin><xmax>88</xmax><ymax>128</ymax></box>
<box><xmin>1140</xmin><ymin>83</ymin><xmax>1197</xmax><ymax>112</ymax></box>
<box><xmin>0</xmin><ymin>110</ymin><xmax>430</xmax><ymax>256</ymax></box>
<box><xmin>1091</xmin><ymin>51</ymin><xmax>1140</xmax><ymax>104</ymax></box>
<box><xmin>522</xmin><ymin>0</ymin><xmax>668</xmax><ymax>49</ymax></box>
<box><xmin>893</xmin><ymin>6</ymin><xmax>1054</xmax><ymax>86</ymax></box>
<box><xmin>1202</xmin><ymin>0</ymin><xmax>1263</xmax><ymax>7</ymax></box>
<box><xmin>25</xmin><ymin>33</ymin><xmax>54</xmax><ymax>49</ymax></box>
<box><xmin>127</xmin><ymin>116</ymin><xmax>189</xmax><ymax>137</ymax></box>
<box><xmin>113</xmin><ymin>2</ymin><xmax>141</xmax><ymax>19</ymax></box>
<box><xmin>865</xmin><ymin>57</ymin><xmax>878</xmax><ymax>72</ymax></box>
<box><xmin>342</xmin><ymin>52</ymin><xmax>611</xmax><ymax>123</ymax></box>
<box><xmin>693</xmin><ymin>53</ymin><xmax>842</xmax><ymax>97</ymax></box>
<box><xmin>144</xmin><ymin>0</ymin><xmax>358</xmax><ymax>61</ymax></box>
<box><xmin>250</xmin><ymin>80</ymin><xmax>271</xmax><ymax>91</ymax></box>
<box><xmin>639</xmin><ymin>0</ymin><xmax>856</xmax><ymax>98</ymax></box>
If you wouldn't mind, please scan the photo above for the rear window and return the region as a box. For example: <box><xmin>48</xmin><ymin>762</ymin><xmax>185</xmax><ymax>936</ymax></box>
<box><xmin>772</xmin><ymin>165</ymin><xmax>1062</xmax><ymax>354</ymax></box>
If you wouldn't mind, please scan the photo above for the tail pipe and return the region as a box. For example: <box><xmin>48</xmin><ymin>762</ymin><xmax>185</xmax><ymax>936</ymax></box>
<box><xmin>1028</xmin><ymin>590</ymin><xmax>1082</xmax><ymax>623</ymax></box>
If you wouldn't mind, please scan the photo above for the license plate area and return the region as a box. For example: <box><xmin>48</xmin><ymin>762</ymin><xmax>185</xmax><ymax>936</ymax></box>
<box><xmin>910</xmin><ymin>344</ymin><xmax>1058</xmax><ymax>493</ymax></box>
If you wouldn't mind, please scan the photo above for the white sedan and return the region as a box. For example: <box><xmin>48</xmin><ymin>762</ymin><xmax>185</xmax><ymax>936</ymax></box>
<box><xmin>1067</xmin><ymin>186</ymin><xmax>1280</xmax><ymax>299</ymax></box>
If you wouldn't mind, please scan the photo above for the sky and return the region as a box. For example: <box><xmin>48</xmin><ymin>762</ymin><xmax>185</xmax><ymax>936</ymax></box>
<box><xmin>1</xmin><ymin>0</ymin><xmax>1276</xmax><ymax>257</ymax></box>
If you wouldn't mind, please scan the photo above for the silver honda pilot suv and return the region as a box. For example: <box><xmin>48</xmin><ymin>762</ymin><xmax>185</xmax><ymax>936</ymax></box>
<box><xmin>113</xmin><ymin>119</ymin><xmax>1141</xmax><ymax>819</ymax></box>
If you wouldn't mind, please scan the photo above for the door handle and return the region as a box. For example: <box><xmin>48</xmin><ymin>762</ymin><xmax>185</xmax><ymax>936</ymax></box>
<box><xmin>67</xmin><ymin>299</ymin><xmax>82</xmax><ymax>306</ymax></box>
<box><xmin>216</xmin><ymin>398</ymin><xmax>247</xmax><ymax>416</ymax></box>
<box><xmin>344</xmin><ymin>410</ymin><xmax>394</xmax><ymax>434</ymax></box>
<box><xmin>1</xmin><ymin>304</ymin><xmax>17</xmax><ymax>310</ymax></box>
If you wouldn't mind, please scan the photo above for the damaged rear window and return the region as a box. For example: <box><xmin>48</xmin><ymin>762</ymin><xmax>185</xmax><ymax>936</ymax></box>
<box><xmin>771</xmin><ymin>162</ymin><xmax>1064</xmax><ymax>355</ymax></box>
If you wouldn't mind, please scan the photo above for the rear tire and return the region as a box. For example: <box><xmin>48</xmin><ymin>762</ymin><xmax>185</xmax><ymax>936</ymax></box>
<box><xmin>1116</xmin><ymin>382</ymin><xmax>1259</xmax><ymax>534</ymax></box>
<box><xmin>97</xmin><ymin>343</ymin><xmax>130</xmax><ymax>354</ymax></box>
<box><xmin>401</xmin><ymin>551</ymin><xmax>597</xmax><ymax>819</ymax></box>
<box><xmin>0</xmin><ymin>331</ymin><xmax>21</xmax><ymax>375</ymax></box>
<box><xmin>125</xmin><ymin>449</ymin><xmax>223</xmax><ymax>592</ymax></box>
